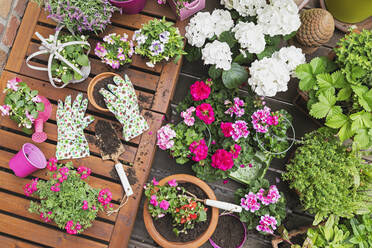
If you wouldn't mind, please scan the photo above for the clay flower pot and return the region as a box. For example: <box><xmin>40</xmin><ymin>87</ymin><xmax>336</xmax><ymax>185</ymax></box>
<box><xmin>143</xmin><ymin>174</ymin><xmax>219</xmax><ymax>248</ymax></box>
<box><xmin>87</xmin><ymin>72</ymin><xmax>120</xmax><ymax>112</ymax></box>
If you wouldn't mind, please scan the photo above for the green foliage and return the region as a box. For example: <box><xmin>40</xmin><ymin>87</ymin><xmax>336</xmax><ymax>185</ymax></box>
<box><xmin>184</xmin><ymin>44</ymin><xmax>202</xmax><ymax>62</ymax></box>
<box><xmin>282</xmin><ymin>128</ymin><xmax>372</xmax><ymax>221</ymax></box>
<box><xmin>134</xmin><ymin>17</ymin><xmax>186</xmax><ymax>66</ymax></box>
<box><xmin>49</xmin><ymin>34</ymin><xmax>90</xmax><ymax>84</ymax></box>
<box><xmin>144</xmin><ymin>179</ymin><xmax>207</xmax><ymax>236</ymax></box>
<box><xmin>341</xmin><ymin>214</ymin><xmax>372</xmax><ymax>248</ymax></box>
<box><xmin>221</xmin><ymin>63</ymin><xmax>249</xmax><ymax>89</ymax></box>
<box><xmin>235</xmin><ymin>178</ymin><xmax>287</xmax><ymax>231</ymax></box>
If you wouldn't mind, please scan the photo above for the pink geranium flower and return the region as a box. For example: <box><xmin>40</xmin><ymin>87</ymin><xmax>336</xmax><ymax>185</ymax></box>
<box><xmin>7</xmin><ymin>77</ymin><xmax>21</xmax><ymax>91</ymax></box>
<box><xmin>180</xmin><ymin>106</ymin><xmax>195</xmax><ymax>126</ymax></box>
<box><xmin>150</xmin><ymin>195</ymin><xmax>158</xmax><ymax>206</ymax></box>
<box><xmin>240</xmin><ymin>192</ymin><xmax>260</xmax><ymax>212</ymax></box>
<box><xmin>220</xmin><ymin>122</ymin><xmax>233</xmax><ymax>137</ymax></box>
<box><xmin>159</xmin><ymin>200</ymin><xmax>170</xmax><ymax>210</ymax></box>
<box><xmin>231</xmin><ymin>144</ymin><xmax>241</xmax><ymax>159</ymax></box>
<box><xmin>196</xmin><ymin>103</ymin><xmax>215</xmax><ymax>125</ymax></box>
<box><xmin>190</xmin><ymin>81</ymin><xmax>211</xmax><ymax>101</ymax></box>
<box><xmin>0</xmin><ymin>105</ymin><xmax>11</xmax><ymax>116</ymax></box>
<box><xmin>157</xmin><ymin>124</ymin><xmax>176</xmax><ymax>150</ymax></box>
<box><xmin>211</xmin><ymin>149</ymin><xmax>234</xmax><ymax>171</ymax></box>
<box><xmin>189</xmin><ymin>139</ymin><xmax>208</xmax><ymax>162</ymax></box>
<box><xmin>231</xmin><ymin>120</ymin><xmax>250</xmax><ymax>141</ymax></box>
<box><xmin>256</xmin><ymin>215</ymin><xmax>277</xmax><ymax>234</ymax></box>
<box><xmin>256</xmin><ymin>185</ymin><xmax>281</xmax><ymax>205</ymax></box>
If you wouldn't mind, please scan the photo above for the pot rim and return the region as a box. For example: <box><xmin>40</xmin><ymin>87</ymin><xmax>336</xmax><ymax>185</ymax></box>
<box><xmin>143</xmin><ymin>174</ymin><xmax>219</xmax><ymax>248</ymax></box>
<box><xmin>87</xmin><ymin>72</ymin><xmax>121</xmax><ymax>112</ymax></box>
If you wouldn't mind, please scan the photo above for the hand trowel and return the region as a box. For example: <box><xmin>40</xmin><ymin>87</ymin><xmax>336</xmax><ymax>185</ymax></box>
<box><xmin>95</xmin><ymin>120</ymin><xmax>133</xmax><ymax>196</ymax></box>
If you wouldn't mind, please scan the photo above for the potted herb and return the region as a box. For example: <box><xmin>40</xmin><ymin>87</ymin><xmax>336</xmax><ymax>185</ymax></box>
<box><xmin>143</xmin><ymin>174</ymin><xmax>219</xmax><ymax>248</ymax></box>
<box><xmin>158</xmin><ymin>0</ymin><xmax>206</xmax><ymax>21</ymax></box>
<box><xmin>23</xmin><ymin>158</ymin><xmax>114</xmax><ymax>234</ymax></box>
<box><xmin>109</xmin><ymin>0</ymin><xmax>147</xmax><ymax>15</ymax></box>
<box><xmin>133</xmin><ymin>17</ymin><xmax>186</xmax><ymax>68</ymax></box>
<box><xmin>282</xmin><ymin>127</ymin><xmax>372</xmax><ymax>225</ymax></box>
<box><xmin>33</xmin><ymin>0</ymin><xmax>117</xmax><ymax>34</ymax></box>
<box><xmin>95</xmin><ymin>33</ymin><xmax>134</xmax><ymax>70</ymax></box>
<box><xmin>1</xmin><ymin>77</ymin><xmax>45</xmax><ymax>133</ymax></box>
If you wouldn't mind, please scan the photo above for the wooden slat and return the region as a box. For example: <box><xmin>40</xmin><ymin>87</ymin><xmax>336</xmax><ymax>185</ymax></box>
<box><xmin>0</xmin><ymin>235</ymin><xmax>42</xmax><ymax>248</ymax></box>
<box><xmin>111</xmin><ymin>12</ymin><xmax>155</xmax><ymax>30</ymax></box>
<box><xmin>0</xmin><ymin>191</ymin><xmax>114</xmax><ymax>242</ymax></box>
<box><xmin>0</xmin><ymin>213</ymin><xmax>107</xmax><ymax>248</ymax></box>
<box><xmin>109</xmin><ymin>110</ymin><xmax>163</xmax><ymax>248</ymax></box>
<box><xmin>142</xmin><ymin>0</ymin><xmax>176</xmax><ymax>20</ymax></box>
<box><xmin>5</xmin><ymin>2</ymin><xmax>41</xmax><ymax>71</ymax></box>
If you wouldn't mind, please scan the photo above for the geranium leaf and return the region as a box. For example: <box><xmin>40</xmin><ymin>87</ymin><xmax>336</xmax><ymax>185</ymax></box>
<box><xmin>256</xmin><ymin>46</ymin><xmax>277</xmax><ymax>60</ymax></box>
<box><xmin>185</xmin><ymin>44</ymin><xmax>201</xmax><ymax>62</ymax></box>
<box><xmin>208</xmin><ymin>65</ymin><xmax>222</xmax><ymax>80</ymax></box>
<box><xmin>218</xmin><ymin>31</ymin><xmax>237</xmax><ymax>49</ymax></box>
<box><xmin>222</xmin><ymin>63</ymin><xmax>248</xmax><ymax>89</ymax></box>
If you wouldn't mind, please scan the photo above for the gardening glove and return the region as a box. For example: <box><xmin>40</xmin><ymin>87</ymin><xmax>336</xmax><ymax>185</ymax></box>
<box><xmin>99</xmin><ymin>75</ymin><xmax>149</xmax><ymax>141</ymax></box>
<box><xmin>56</xmin><ymin>93</ymin><xmax>94</xmax><ymax>160</ymax></box>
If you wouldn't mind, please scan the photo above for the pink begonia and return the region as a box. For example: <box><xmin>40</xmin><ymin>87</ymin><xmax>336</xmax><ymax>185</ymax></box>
<box><xmin>231</xmin><ymin>120</ymin><xmax>250</xmax><ymax>141</ymax></box>
<box><xmin>180</xmin><ymin>106</ymin><xmax>195</xmax><ymax>126</ymax></box>
<box><xmin>150</xmin><ymin>195</ymin><xmax>158</xmax><ymax>206</ymax></box>
<box><xmin>159</xmin><ymin>200</ymin><xmax>170</xmax><ymax>210</ymax></box>
<box><xmin>220</xmin><ymin>122</ymin><xmax>233</xmax><ymax>138</ymax></box>
<box><xmin>157</xmin><ymin>124</ymin><xmax>176</xmax><ymax>150</ymax></box>
<box><xmin>6</xmin><ymin>77</ymin><xmax>21</xmax><ymax>91</ymax></box>
<box><xmin>240</xmin><ymin>192</ymin><xmax>260</xmax><ymax>212</ymax></box>
<box><xmin>25</xmin><ymin>110</ymin><xmax>35</xmax><ymax>123</ymax></box>
<box><xmin>231</xmin><ymin>144</ymin><xmax>241</xmax><ymax>159</ymax></box>
<box><xmin>0</xmin><ymin>105</ymin><xmax>11</xmax><ymax>116</ymax></box>
<box><xmin>211</xmin><ymin>149</ymin><xmax>234</xmax><ymax>171</ymax></box>
<box><xmin>32</xmin><ymin>95</ymin><xmax>42</xmax><ymax>103</ymax></box>
<box><xmin>77</xmin><ymin>166</ymin><xmax>91</xmax><ymax>179</ymax></box>
<box><xmin>225</xmin><ymin>97</ymin><xmax>245</xmax><ymax>117</ymax></box>
<box><xmin>23</xmin><ymin>178</ymin><xmax>39</xmax><ymax>196</ymax></box>
<box><xmin>40</xmin><ymin>211</ymin><xmax>52</xmax><ymax>222</ymax></box>
<box><xmin>190</xmin><ymin>81</ymin><xmax>211</xmax><ymax>101</ymax></box>
<box><xmin>189</xmin><ymin>139</ymin><xmax>208</xmax><ymax>162</ymax></box>
<box><xmin>256</xmin><ymin>215</ymin><xmax>277</xmax><ymax>234</ymax></box>
<box><xmin>256</xmin><ymin>185</ymin><xmax>281</xmax><ymax>205</ymax></box>
<box><xmin>82</xmin><ymin>200</ymin><xmax>89</xmax><ymax>210</ymax></box>
<box><xmin>98</xmin><ymin>189</ymin><xmax>112</xmax><ymax>206</ymax></box>
<box><xmin>195</xmin><ymin>103</ymin><xmax>215</xmax><ymax>125</ymax></box>
<box><xmin>168</xmin><ymin>179</ymin><xmax>178</xmax><ymax>187</ymax></box>
<box><xmin>152</xmin><ymin>177</ymin><xmax>159</xmax><ymax>186</ymax></box>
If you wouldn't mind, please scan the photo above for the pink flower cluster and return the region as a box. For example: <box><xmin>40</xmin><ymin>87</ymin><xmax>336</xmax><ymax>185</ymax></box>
<box><xmin>25</xmin><ymin>110</ymin><xmax>35</xmax><ymax>124</ymax></box>
<box><xmin>196</xmin><ymin>103</ymin><xmax>215</xmax><ymax>125</ymax></box>
<box><xmin>159</xmin><ymin>200</ymin><xmax>170</xmax><ymax>210</ymax></box>
<box><xmin>251</xmin><ymin>106</ymin><xmax>279</xmax><ymax>133</ymax></box>
<box><xmin>225</xmin><ymin>97</ymin><xmax>245</xmax><ymax>117</ymax></box>
<box><xmin>50</xmin><ymin>182</ymin><xmax>61</xmax><ymax>192</ymax></box>
<box><xmin>56</xmin><ymin>166</ymin><xmax>69</xmax><ymax>183</ymax></box>
<box><xmin>256</xmin><ymin>215</ymin><xmax>278</xmax><ymax>234</ymax></box>
<box><xmin>65</xmin><ymin>220</ymin><xmax>82</xmax><ymax>235</ymax></box>
<box><xmin>150</xmin><ymin>195</ymin><xmax>158</xmax><ymax>206</ymax></box>
<box><xmin>32</xmin><ymin>95</ymin><xmax>42</xmax><ymax>103</ymax></box>
<box><xmin>190</xmin><ymin>80</ymin><xmax>211</xmax><ymax>101</ymax></box>
<box><xmin>211</xmin><ymin>149</ymin><xmax>234</xmax><ymax>171</ymax></box>
<box><xmin>180</xmin><ymin>107</ymin><xmax>195</xmax><ymax>126</ymax></box>
<box><xmin>220</xmin><ymin>121</ymin><xmax>250</xmax><ymax>141</ymax></box>
<box><xmin>157</xmin><ymin>124</ymin><xmax>176</xmax><ymax>150</ymax></box>
<box><xmin>77</xmin><ymin>166</ymin><xmax>91</xmax><ymax>179</ymax></box>
<box><xmin>98</xmin><ymin>189</ymin><xmax>113</xmax><ymax>209</ymax></box>
<box><xmin>168</xmin><ymin>179</ymin><xmax>177</xmax><ymax>187</ymax></box>
<box><xmin>23</xmin><ymin>178</ymin><xmax>39</xmax><ymax>196</ymax></box>
<box><xmin>152</xmin><ymin>177</ymin><xmax>159</xmax><ymax>186</ymax></box>
<box><xmin>230</xmin><ymin>144</ymin><xmax>241</xmax><ymax>159</ymax></box>
<box><xmin>40</xmin><ymin>211</ymin><xmax>52</xmax><ymax>222</ymax></box>
<box><xmin>47</xmin><ymin>157</ymin><xmax>58</xmax><ymax>171</ymax></box>
<box><xmin>0</xmin><ymin>105</ymin><xmax>11</xmax><ymax>116</ymax></box>
<box><xmin>82</xmin><ymin>200</ymin><xmax>89</xmax><ymax>210</ymax></box>
<box><xmin>189</xmin><ymin>139</ymin><xmax>208</xmax><ymax>162</ymax></box>
<box><xmin>256</xmin><ymin>185</ymin><xmax>281</xmax><ymax>205</ymax></box>
<box><xmin>6</xmin><ymin>77</ymin><xmax>20</xmax><ymax>91</ymax></box>
<box><xmin>241</xmin><ymin>192</ymin><xmax>260</xmax><ymax>212</ymax></box>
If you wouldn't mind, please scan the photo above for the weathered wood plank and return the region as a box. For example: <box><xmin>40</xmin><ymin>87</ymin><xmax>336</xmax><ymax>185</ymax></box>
<box><xmin>0</xmin><ymin>235</ymin><xmax>43</xmax><ymax>248</ymax></box>
<box><xmin>142</xmin><ymin>0</ymin><xmax>176</xmax><ymax>20</ymax></box>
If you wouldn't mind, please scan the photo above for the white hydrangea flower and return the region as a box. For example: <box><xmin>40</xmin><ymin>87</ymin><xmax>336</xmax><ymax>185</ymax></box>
<box><xmin>232</xmin><ymin>0</ymin><xmax>267</xmax><ymax>17</ymax></box>
<box><xmin>272</xmin><ymin>46</ymin><xmax>305</xmax><ymax>73</ymax></box>
<box><xmin>232</xmin><ymin>21</ymin><xmax>266</xmax><ymax>54</ymax></box>
<box><xmin>220</xmin><ymin>0</ymin><xmax>233</xmax><ymax>9</ymax></box>
<box><xmin>248</xmin><ymin>57</ymin><xmax>290</xmax><ymax>97</ymax></box>
<box><xmin>185</xmin><ymin>12</ymin><xmax>215</xmax><ymax>48</ymax></box>
<box><xmin>202</xmin><ymin>40</ymin><xmax>232</xmax><ymax>71</ymax></box>
<box><xmin>257</xmin><ymin>0</ymin><xmax>300</xmax><ymax>36</ymax></box>
<box><xmin>211</xmin><ymin>9</ymin><xmax>234</xmax><ymax>36</ymax></box>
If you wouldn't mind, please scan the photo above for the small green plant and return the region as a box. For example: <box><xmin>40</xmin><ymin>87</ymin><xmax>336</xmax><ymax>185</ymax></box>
<box><xmin>282</xmin><ymin>128</ymin><xmax>371</xmax><ymax>223</ymax></box>
<box><xmin>341</xmin><ymin>214</ymin><xmax>372</xmax><ymax>248</ymax></box>
<box><xmin>133</xmin><ymin>17</ymin><xmax>186</xmax><ymax>67</ymax></box>
<box><xmin>144</xmin><ymin>178</ymin><xmax>207</xmax><ymax>236</ymax></box>
<box><xmin>49</xmin><ymin>34</ymin><xmax>90</xmax><ymax>84</ymax></box>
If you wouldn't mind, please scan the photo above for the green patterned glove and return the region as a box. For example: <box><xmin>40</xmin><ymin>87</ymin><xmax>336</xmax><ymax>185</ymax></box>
<box><xmin>99</xmin><ymin>75</ymin><xmax>149</xmax><ymax>141</ymax></box>
<box><xmin>56</xmin><ymin>93</ymin><xmax>94</xmax><ymax>160</ymax></box>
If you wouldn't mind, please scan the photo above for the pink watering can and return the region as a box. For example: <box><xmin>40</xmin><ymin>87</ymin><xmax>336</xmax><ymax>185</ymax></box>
<box><xmin>32</xmin><ymin>96</ymin><xmax>52</xmax><ymax>143</ymax></box>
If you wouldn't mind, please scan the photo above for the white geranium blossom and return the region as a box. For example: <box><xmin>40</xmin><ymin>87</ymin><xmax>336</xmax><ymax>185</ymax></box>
<box><xmin>185</xmin><ymin>12</ymin><xmax>215</xmax><ymax>48</ymax></box>
<box><xmin>248</xmin><ymin>57</ymin><xmax>290</xmax><ymax>97</ymax></box>
<box><xmin>272</xmin><ymin>46</ymin><xmax>305</xmax><ymax>73</ymax></box>
<box><xmin>232</xmin><ymin>21</ymin><xmax>266</xmax><ymax>54</ymax></box>
<box><xmin>202</xmin><ymin>40</ymin><xmax>232</xmax><ymax>71</ymax></box>
<box><xmin>220</xmin><ymin>0</ymin><xmax>233</xmax><ymax>9</ymax></box>
<box><xmin>211</xmin><ymin>9</ymin><xmax>234</xmax><ymax>36</ymax></box>
<box><xmin>257</xmin><ymin>0</ymin><xmax>300</xmax><ymax>36</ymax></box>
<box><xmin>231</xmin><ymin>0</ymin><xmax>267</xmax><ymax>17</ymax></box>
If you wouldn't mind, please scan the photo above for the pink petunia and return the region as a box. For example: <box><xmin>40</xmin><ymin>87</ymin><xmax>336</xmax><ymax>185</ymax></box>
<box><xmin>168</xmin><ymin>179</ymin><xmax>178</xmax><ymax>187</ymax></box>
<box><xmin>159</xmin><ymin>200</ymin><xmax>170</xmax><ymax>210</ymax></box>
<box><xmin>150</xmin><ymin>195</ymin><xmax>158</xmax><ymax>206</ymax></box>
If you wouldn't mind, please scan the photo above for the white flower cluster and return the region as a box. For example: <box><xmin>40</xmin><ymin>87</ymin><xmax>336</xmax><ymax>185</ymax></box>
<box><xmin>221</xmin><ymin>0</ymin><xmax>266</xmax><ymax>17</ymax></box>
<box><xmin>202</xmin><ymin>40</ymin><xmax>232</xmax><ymax>71</ymax></box>
<box><xmin>257</xmin><ymin>0</ymin><xmax>301</xmax><ymax>36</ymax></box>
<box><xmin>248</xmin><ymin>46</ymin><xmax>305</xmax><ymax>97</ymax></box>
<box><xmin>185</xmin><ymin>10</ymin><xmax>234</xmax><ymax>48</ymax></box>
<box><xmin>232</xmin><ymin>21</ymin><xmax>266</xmax><ymax>54</ymax></box>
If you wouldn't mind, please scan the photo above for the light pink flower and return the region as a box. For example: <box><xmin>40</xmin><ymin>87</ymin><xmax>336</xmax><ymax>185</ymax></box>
<box><xmin>25</xmin><ymin>110</ymin><xmax>35</xmax><ymax>123</ymax></box>
<box><xmin>240</xmin><ymin>192</ymin><xmax>260</xmax><ymax>212</ymax></box>
<box><xmin>231</xmin><ymin>120</ymin><xmax>250</xmax><ymax>141</ymax></box>
<box><xmin>0</xmin><ymin>105</ymin><xmax>11</xmax><ymax>116</ymax></box>
<box><xmin>256</xmin><ymin>215</ymin><xmax>277</xmax><ymax>234</ymax></box>
<box><xmin>225</xmin><ymin>97</ymin><xmax>245</xmax><ymax>117</ymax></box>
<box><xmin>32</xmin><ymin>95</ymin><xmax>42</xmax><ymax>103</ymax></box>
<box><xmin>7</xmin><ymin>77</ymin><xmax>21</xmax><ymax>91</ymax></box>
<box><xmin>150</xmin><ymin>195</ymin><xmax>158</xmax><ymax>206</ymax></box>
<box><xmin>168</xmin><ymin>179</ymin><xmax>177</xmax><ymax>187</ymax></box>
<box><xmin>157</xmin><ymin>125</ymin><xmax>176</xmax><ymax>150</ymax></box>
<box><xmin>180</xmin><ymin>107</ymin><xmax>196</xmax><ymax>126</ymax></box>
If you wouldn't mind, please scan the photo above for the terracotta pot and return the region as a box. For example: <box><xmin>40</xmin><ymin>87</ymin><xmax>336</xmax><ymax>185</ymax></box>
<box><xmin>87</xmin><ymin>72</ymin><xmax>120</xmax><ymax>112</ymax></box>
<box><xmin>143</xmin><ymin>174</ymin><xmax>219</xmax><ymax>248</ymax></box>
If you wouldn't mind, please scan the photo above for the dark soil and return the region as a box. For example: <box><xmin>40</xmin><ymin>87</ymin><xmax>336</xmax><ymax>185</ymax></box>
<box><xmin>210</xmin><ymin>214</ymin><xmax>246</xmax><ymax>248</ymax></box>
<box><xmin>95</xmin><ymin>120</ymin><xmax>121</xmax><ymax>157</ymax></box>
<box><xmin>153</xmin><ymin>183</ymin><xmax>211</xmax><ymax>242</ymax></box>
<box><xmin>93</xmin><ymin>76</ymin><xmax>114</xmax><ymax>108</ymax></box>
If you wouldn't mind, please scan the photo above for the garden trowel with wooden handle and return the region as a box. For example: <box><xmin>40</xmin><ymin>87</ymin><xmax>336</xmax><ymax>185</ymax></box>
<box><xmin>95</xmin><ymin>120</ymin><xmax>133</xmax><ymax>197</ymax></box>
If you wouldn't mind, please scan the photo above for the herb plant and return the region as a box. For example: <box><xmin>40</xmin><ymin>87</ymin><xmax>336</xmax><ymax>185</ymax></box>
<box><xmin>1</xmin><ymin>77</ymin><xmax>44</xmax><ymax>132</ymax></box>
<box><xmin>235</xmin><ymin>178</ymin><xmax>287</xmax><ymax>234</ymax></box>
<box><xmin>24</xmin><ymin>159</ymin><xmax>113</xmax><ymax>235</ymax></box>
<box><xmin>49</xmin><ymin>34</ymin><xmax>90</xmax><ymax>84</ymax></box>
<box><xmin>341</xmin><ymin>214</ymin><xmax>372</xmax><ymax>248</ymax></box>
<box><xmin>133</xmin><ymin>17</ymin><xmax>186</xmax><ymax>68</ymax></box>
<box><xmin>282</xmin><ymin>128</ymin><xmax>372</xmax><ymax>223</ymax></box>
<box><xmin>144</xmin><ymin>178</ymin><xmax>207</xmax><ymax>236</ymax></box>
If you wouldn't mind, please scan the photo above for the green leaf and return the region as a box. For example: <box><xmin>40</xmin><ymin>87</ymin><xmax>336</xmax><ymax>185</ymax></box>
<box><xmin>331</xmin><ymin>71</ymin><xmax>347</xmax><ymax>88</ymax></box>
<box><xmin>350</xmin><ymin>111</ymin><xmax>372</xmax><ymax>131</ymax></box>
<box><xmin>30</xmin><ymin>90</ymin><xmax>38</xmax><ymax>97</ymax></box>
<box><xmin>31</xmin><ymin>110</ymin><xmax>38</xmax><ymax>119</ymax></box>
<box><xmin>316</xmin><ymin>73</ymin><xmax>333</xmax><ymax>90</ymax></box>
<box><xmin>65</xmin><ymin>45</ymin><xmax>75</xmax><ymax>54</ymax></box>
<box><xmin>256</xmin><ymin>46</ymin><xmax>277</xmax><ymax>60</ymax></box>
<box><xmin>74</xmin><ymin>70</ymin><xmax>83</xmax><ymax>80</ymax></box>
<box><xmin>337</xmin><ymin>87</ymin><xmax>352</xmax><ymax>101</ymax></box>
<box><xmin>221</xmin><ymin>63</ymin><xmax>248</xmax><ymax>89</ymax></box>
<box><xmin>233</xmin><ymin>51</ymin><xmax>255</xmax><ymax>65</ymax></box>
<box><xmin>36</xmin><ymin>102</ymin><xmax>44</xmax><ymax>112</ymax></box>
<box><xmin>296</xmin><ymin>63</ymin><xmax>316</xmax><ymax>91</ymax></box>
<box><xmin>208</xmin><ymin>65</ymin><xmax>222</xmax><ymax>80</ymax></box>
<box><xmin>218</xmin><ymin>31</ymin><xmax>237</xmax><ymax>49</ymax></box>
<box><xmin>184</xmin><ymin>44</ymin><xmax>201</xmax><ymax>62</ymax></box>
<box><xmin>61</xmin><ymin>73</ymin><xmax>73</xmax><ymax>84</ymax></box>
<box><xmin>310</xmin><ymin>57</ymin><xmax>327</xmax><ymax>75</ymax></box>
<box><xmin>309</xmin><ymin>91</ymin><xmax>336</xmax><ymax>119</ymax></box>
<box><xmin>337</xmin><ymin>120</ymin><xmax>353</xmax><ymax>142</ymax></box>
<box><xmin>16</xmin><ymin>100</ymin><xmax>24</xmax><ymax>108</ymax></box>
<box><xmin>76</xmin><ymin>54</ymin><xmax>89</xmax><ymax>66</ymax></box>
<box><xmin>351</xmin><ymin>65</ymin><xmax>366</xmax><ymax>79</ymax></box>
<box><xmin>326</xmin><ymin>112</ymin><xmax>348</xmax><ymax>129</ymax></box>
<box><xmin>198</xmin><ymin>210</ymin><xmax>207</xmax><ymax>221</ymax></box>
<box><xmin>313</xmin><ymin>212</ymin><xmax>325</xmax><ymax>225</ymax></box>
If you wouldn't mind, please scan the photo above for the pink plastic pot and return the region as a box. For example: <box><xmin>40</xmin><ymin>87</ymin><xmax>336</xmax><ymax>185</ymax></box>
<box><xmin>9</xmin><ymin>143</ymin><xmax>47</xmax><ymax>177</ymax></box>
<box><xmin>168</xmin><ymin>0</ymin><xmax>205</xmax><ymax>21</ymax></box>
<box><xmin>209</xmin><ymin>213</ymin><xmax>247</xmax><ymax>248</ymax></box>
<box><xmin>109</xmin><ymin>0</ymin><xmax>147</xmax><ymax>14</ymax></box>
<box><xmin>32</xmin><ymin>96</ymin><xmax>52</xmax><ymax>143</ymax></box>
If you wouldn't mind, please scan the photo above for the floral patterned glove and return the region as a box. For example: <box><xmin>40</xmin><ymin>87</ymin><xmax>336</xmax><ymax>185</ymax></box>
<box><xmin>99</xmin><ymin>75</ymin><xmax>149</xmax><ymax>141</ymax></box>
<box><xmin>56</xmin><ymin>93</ymin><xmax>94</xmax><ymax>160</ymax></box>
